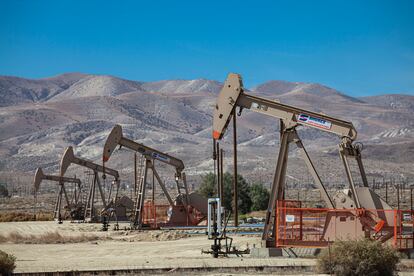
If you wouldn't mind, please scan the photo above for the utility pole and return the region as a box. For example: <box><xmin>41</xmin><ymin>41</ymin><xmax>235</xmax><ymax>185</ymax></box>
<box><xmin>217</xmin><ymin>143</ymin><xmax>221</xmax><ymax>200</ymax></box>
<box><xmin>213</xmin><ymin>139</ymin><xmax>218</xmax><ymax>196</ymax></box>
<box><xmin>233</xmin><ymin>110</ymin><xmax>238</xmax><ymax>227</ymax></box>
<box><xmin>134</xmin><ymin>153</ymin><xmax>137</xmax><ymax>197</ymax></box>
<box><xmin>152</xmin><ymin>160</ymin><xmax>155</xmax><ymax>203</ymax></box>
<box><xmin>220</xmin><ymin>149</ymin><xmax>224</xmax><ymax>204</ymax></box>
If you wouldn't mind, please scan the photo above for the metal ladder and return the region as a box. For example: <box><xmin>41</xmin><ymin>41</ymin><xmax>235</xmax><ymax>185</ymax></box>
<box><xmin>77</xmin><ymin>183</ymin><xmax>88</xmax><ymax>219</ymax></box>
<box><xmin>133</xmin><ymin>156</ymin><xmax>146</xmax><ymax>228</ymax></box>
<box><xmin>134</xmin><ymin>156</ymin><xmax>145</xmax><ymax>197</ymax></box>
<box><xmin>83</xmin><ymin>170</ymin><xmax>95</xmax><ymax>221</ymax></box>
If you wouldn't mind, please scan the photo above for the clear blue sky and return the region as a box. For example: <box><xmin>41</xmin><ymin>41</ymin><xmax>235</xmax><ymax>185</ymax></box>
<box><xmin>1</xmin><ymin>0</ymin><xmax>413</xmax><ymax>96</ymax></box>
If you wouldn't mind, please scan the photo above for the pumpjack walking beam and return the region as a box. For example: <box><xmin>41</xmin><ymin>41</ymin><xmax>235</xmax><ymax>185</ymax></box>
<box><xmin>60</xmin><ymin>146</ymin><xmax>120</xmax><ymax>222</ymax></box>
<box><xmin>103</xmin><ymin>124</ymin><xmax>190</xmax><ymax>228</ymax></box>
<box><xmin>33</xmin><ymin>167</ymin><xmax>81</xmax><ymax>221</ymax></box>
<box><xmin>212</xmin><ymin>73</ymin><xmax>370</xmax><ymax>245</ymax></box>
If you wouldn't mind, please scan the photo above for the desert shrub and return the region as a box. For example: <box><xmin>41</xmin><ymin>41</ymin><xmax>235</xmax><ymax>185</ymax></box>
<box><xmin>317</xmin><ymin>239</ymin><xmax>400</xmax><ymax>276</ymax></box>
<box><xmin>0</xmin><ymin>250</ymin><xmax>16</xmax><ymax>275</ymax></box>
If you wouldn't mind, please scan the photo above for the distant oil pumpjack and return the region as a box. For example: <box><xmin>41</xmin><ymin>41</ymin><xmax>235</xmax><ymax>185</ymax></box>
<box><xmin>103</xmin><ymin>124</ymin><xmax>207</xmax><ymax>229</ymax></box>
<box><xmin>33</xmin><ymin>167</ymin><xmax>82</xmax><ymax>222</ymax></box>
<box><xmin>60</xmin><ymin>146</ymin><xmax>121</xmax><ymax>223</ymax></box>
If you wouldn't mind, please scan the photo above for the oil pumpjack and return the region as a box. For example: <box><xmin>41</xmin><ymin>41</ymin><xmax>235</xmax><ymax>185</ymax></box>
<box><xmin>33</xmin><ymin>167</ymin><xmax>83</xmax><ymax>222</ymax></box>
<box><xmin>212</xmin><ymin>73</ymin><xmax>405</xmax><ymax>253</ymax></box>
<box><xmin>60</xmin><ymin>146</ymin><xmax>120</xmax><ymax>223</ymax></box>
<box><xmin>103</xmin><ymin>124</ymin><xmax>207</xmax><ymax>229</ymax></box>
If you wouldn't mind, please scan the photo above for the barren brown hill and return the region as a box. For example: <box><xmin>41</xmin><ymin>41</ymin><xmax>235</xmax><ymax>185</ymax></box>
<box><xmin>0</xmin><ymin>74</ymin><xmax>413</xmax><ymax>187</ymax></box>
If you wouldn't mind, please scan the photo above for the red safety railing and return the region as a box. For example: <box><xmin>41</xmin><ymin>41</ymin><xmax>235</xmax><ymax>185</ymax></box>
<box><xmin>275</xmin><ymin>200</ymin><xmax>414</xmax><ymax>250</ymax></box>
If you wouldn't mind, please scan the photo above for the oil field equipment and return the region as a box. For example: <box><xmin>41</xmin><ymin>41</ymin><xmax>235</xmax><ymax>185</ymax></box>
<box><xmin>212</xmin><ymin>73</ymin><xmax>414</xmax><ymax>253</ymax></box>
<box><xmin>33</xmin><ymin>167</ymin><xmax>83</xmax><ymax>222</ymax></box>
<box><xmin>60</xmin><ymin>146</ymin><xmax>121</xmax><ymax>222</ymax></box>
<box><xmin>103</xmin><ymin>124</ymin><xmax>207</xmax><ymax>229</ymax></box>
<box><xmin>202</xmin><ymin>198</ymin><xmax>250</xmax><ymax>258</ymax></box>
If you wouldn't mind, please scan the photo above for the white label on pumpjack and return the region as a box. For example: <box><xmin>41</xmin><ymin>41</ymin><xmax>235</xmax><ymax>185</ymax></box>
<box><xmin>285</xmin><ymin>215</ymin><xmax>295</xmax><ymax>222</ymax></box>
<box><xmin>297</xmin><ymin>113</ymin><xmax>332</xmax><ymax>130</ymax></box>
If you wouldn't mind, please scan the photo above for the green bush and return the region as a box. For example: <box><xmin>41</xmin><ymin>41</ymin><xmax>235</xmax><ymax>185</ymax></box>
<box><xmin>198</xmin><ymin>173</ymin><xmax>216</xmax><ymax>198</ymax></box>
<box><xmin>0</xmin><ymin>250</ymin><xmax>16</xmax><ymax>275</ymax></box>
<box><xmin>249</xmin><ymin>183</ymin><xmax>270</xmax><ymax>211</ymax></box>
<box><xmin>198</xmin><ymin>172</ymin><xmax>252</xmax><ymax>214</ymax></box>
<box><xmin>317</xmin><ymin>239</ymin><xmax>400</xmax><ymax>276</ymax></box>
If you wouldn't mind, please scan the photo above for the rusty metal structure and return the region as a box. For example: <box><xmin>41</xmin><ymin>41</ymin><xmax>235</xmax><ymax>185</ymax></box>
<box><xmin>212</xmin><ymin>73</ymin><xmax>411</xmax><ymax>251</ymax></box>
<box><xmin>60</xmin><ymin>146</ymin><xmax>120</xmax><ymax>222</ymax></box>
<box><xmin>103</xmin><ymin>124</ymin><xmax>207</xmax><ymax>229</ymax></box>
<box><xmin>33</xmin><ymin>167</ymin><xmax>82</xmax><ymax>222</ymax></box>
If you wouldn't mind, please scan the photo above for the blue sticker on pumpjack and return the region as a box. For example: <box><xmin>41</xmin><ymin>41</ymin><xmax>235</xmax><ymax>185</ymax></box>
<box><xmin>297</xmin><ymin>114</ymin><xmax>332</xmax><ymax>130</ymax></box>
<box><xmin>152</xmin><ymin>152</ymin><xmax>170</xmax><ymax>162</ymax></box>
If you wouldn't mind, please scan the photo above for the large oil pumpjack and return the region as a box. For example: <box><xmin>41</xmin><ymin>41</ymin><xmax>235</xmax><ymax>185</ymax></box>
<box><xmin>212</xmin><ymin>73</ymin><xmax>409</xmax><ymax>251</ymax></box>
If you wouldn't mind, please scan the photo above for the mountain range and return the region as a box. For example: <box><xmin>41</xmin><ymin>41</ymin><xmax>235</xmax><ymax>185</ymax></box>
<box><xmin>0</xmin><ymin>73</ymin><xmax>413</xmax><ymax>188</ymax></box>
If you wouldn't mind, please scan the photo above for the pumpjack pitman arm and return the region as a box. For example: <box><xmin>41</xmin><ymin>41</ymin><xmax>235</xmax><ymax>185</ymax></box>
<box><xmin>103</xmin><ymin>124</ymin><xmax>185</xmax><ymax>177</ymax></box>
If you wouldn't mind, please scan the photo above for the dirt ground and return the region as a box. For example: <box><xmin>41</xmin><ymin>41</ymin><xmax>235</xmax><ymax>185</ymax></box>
<box><xmin>0</xmin><ymin>221</ymin><xmax>319</xmax><ymax>274</ymax></box>
<box><xmin>1</xmin><ymin>221</ymin><xmax>414</xmax><ymax>275</ymax></box>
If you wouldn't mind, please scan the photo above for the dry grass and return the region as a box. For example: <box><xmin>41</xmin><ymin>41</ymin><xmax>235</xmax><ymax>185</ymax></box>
<box><xmin>0</xmin><ymin>231</ymin><xmax>104</xmax><ymax>244</ymax></box>
<box><xmin>0</xmin><ymin>212</ymin><xmax>53</xmax><ymax>222</ymax></box>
